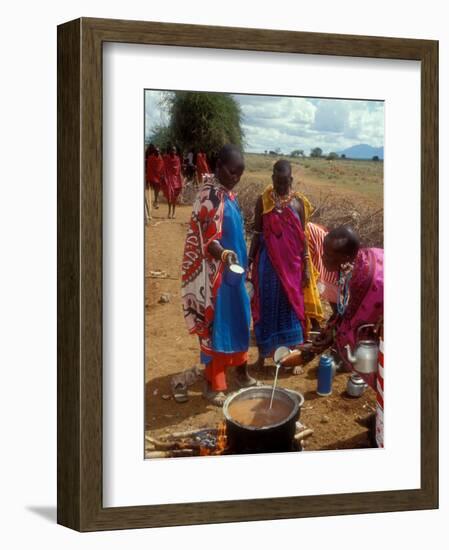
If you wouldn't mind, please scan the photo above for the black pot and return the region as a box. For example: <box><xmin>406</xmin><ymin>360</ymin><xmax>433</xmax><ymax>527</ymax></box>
<box><xmin>223</xmin><ymin>386</ymin><xmax>304</xmax><ymax>454</ymax></box>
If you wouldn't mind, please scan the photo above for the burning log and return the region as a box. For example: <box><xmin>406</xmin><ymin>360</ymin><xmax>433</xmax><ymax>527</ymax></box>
<box><xmin>169</xmin><ymin>428</ymin><xmax>217</xmax><ymax>440</ymax></box>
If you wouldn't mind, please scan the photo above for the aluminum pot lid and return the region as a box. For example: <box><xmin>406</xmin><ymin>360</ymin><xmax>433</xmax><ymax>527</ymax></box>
<box><xmin>349</xmin><ymin>374</ymin><xmax>366</xmax><ymax>385</ymax></box>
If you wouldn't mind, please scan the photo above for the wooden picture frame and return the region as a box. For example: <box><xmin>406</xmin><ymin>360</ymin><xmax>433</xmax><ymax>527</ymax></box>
<box><xmin>57</xmin><ymin>17</ymin><xmax>438</xmax><ymax>531</ymax></box>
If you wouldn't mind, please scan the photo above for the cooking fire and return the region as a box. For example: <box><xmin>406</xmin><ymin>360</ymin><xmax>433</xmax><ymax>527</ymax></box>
<box><xmin>145</xmin><ymin>420</ymin><xmax>313</xmax><ymax>458</ymax></box>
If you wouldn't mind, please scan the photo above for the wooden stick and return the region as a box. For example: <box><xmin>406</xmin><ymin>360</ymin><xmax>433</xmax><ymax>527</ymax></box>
<box><xmin>146</xmin><ymin>434</ymin><xmax>210</xmax><ymax>451</ymax></box>
<box><xmin>145</xmin><ymin>435</ymin><xmax>178</xmax><ymax>450</ymax></box>
<box><xmin>162</xmin><ymin>428</ymin><xmax>218</xmax><ymax>440</ymax></box>
<box><xmin>294</xmin><ymin>428</ymin><xmax>314</xmax><ymax>441</ymax></box>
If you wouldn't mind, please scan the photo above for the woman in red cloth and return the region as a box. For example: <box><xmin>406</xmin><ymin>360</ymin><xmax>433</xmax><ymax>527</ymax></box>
<box><xmin>196</xmin><ymin>150</ymin><xmax>210</xmax><ymax>185</ymax></box>
<box><xmin>146</xmin><ymin>146</ymin><xmax>165</xmax><ymax>209</ymax></box>
<box><xmin>163</xmin><ymin>146</ymin><xmax>184</xmax><ymax>219</ymax></box>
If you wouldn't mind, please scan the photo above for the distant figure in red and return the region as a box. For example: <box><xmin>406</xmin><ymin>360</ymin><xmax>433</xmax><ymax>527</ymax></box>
<box><xmin>196</xmin><ymin>150</ymin><xmax>210</xmax><ymax>185</ymax></box>
<box><xmin>146</xmin><ymin>146</ymin><xmax>165</xmax><ymax>209</ymax></box>
<box><xmin>163</xmin><ymin>146</ymin><xmax>184</xmax><ymax>219</ymax></box>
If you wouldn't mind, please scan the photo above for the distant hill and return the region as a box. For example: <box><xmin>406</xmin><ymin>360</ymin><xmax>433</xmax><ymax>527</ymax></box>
<box><xmin>338</xmin><ymin>144</ymin><xmax>384</xmax><ymax>160</ymax></box>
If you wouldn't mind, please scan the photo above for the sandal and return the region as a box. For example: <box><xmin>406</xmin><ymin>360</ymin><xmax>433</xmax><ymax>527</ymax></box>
<box><xmin>202</xmin><ymin>382</ymin><xmax>226</xmax><ymax>407</ymax></box>
<box><xmin>172</xmin><ymin>382</ymin><xmax>189</xmax><ymax>403</ymax></box>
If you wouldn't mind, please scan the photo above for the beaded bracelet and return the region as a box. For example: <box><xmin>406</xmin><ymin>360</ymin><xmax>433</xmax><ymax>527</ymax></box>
<box><xmin>221</xmin><ymin>249</ymin><xmax>232</xmax><ymax>263</ymax></box>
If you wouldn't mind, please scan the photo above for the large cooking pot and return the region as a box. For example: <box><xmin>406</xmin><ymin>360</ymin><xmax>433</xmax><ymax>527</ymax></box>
<box><xmin>223</xmin><ymin>386</ymin><xmax>304</xmax><ymax>454</ymax></box>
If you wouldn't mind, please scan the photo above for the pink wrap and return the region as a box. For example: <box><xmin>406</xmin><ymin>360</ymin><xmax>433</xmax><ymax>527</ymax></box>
<box><xmin>260</xmin><ymin>206</ymin><xmax>306</xmax><ymax>327</ymax></box>
<box><xmin>336</xmin><ymin>247</ymin><xmax>384</xmax><ymax>389</ymax></box>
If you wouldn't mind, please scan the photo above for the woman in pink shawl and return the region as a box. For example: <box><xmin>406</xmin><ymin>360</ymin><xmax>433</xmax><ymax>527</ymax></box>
<box><xmin>248</xmin><ymin>160</ymin><xmax>323</xmax><ymax>369</ymax></box>
<box><xmin>314</xmin><ymin>226</ymin><xmax>384</xmax><ymax>389</ymax></box>
<box><xmin>162</xmin><ymin>146</ymin><xmax>183</xmax><ymax>219</ymax></box>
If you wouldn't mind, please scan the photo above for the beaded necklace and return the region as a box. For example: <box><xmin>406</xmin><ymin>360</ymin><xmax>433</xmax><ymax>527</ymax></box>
<box><xmin>271</xmin><ymin>189</ymin><xmax>294</xmax><ymax>212</ymax></box>
<box><xmin>337</xmin><ymin>262</ymin><xmax>354</xmax><ymax>315</ymax></box>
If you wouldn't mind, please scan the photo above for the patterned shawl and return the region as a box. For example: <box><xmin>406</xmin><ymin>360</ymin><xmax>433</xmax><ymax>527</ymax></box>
<box><xmin>181</xmin><ymin>180</ymin><xmax>229</xmax><ymax>352</ymax></box>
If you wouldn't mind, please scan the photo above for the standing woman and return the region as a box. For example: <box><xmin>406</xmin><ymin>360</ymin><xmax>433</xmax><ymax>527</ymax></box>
<box><xmin>248</xmin><ymin>160</ymin><xmax>323</xmax><ymax>369</ymax></box>
<box><xmin>163</xmin><ymin>146</ymin><xmax>183</xmax><ymax>219</ymax></box>
<box><xmin>146</xmin><ymin>146</ymin><xmax>165</xmax><ymax>209</ymax></box>
<box><xmin>181</xmin><ymin>144</ymin><xmax>256</xmax><ymax>406</ymax></box>
<box><xmin>196</xmin><ymin>149</ymin><xmax>210</xmax><ymax>185</ymax></box>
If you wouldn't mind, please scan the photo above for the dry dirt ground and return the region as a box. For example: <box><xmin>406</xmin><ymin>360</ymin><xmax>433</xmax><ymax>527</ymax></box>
<box><xmin>145</xmin><ymin>201</ymin><xmax>376</xmax><ymax>457</ymax></box>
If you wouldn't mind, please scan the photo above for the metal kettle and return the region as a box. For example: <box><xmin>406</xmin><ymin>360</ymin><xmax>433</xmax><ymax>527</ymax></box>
<box><xmin>345</xmin><ymin>324</ymin><xmax>379</xmax><ymax>375</ymax></box>
<box><xmin>346</xmin><ymin>373</ymin><xmax>368</xmax><ymax>397</ymax></box>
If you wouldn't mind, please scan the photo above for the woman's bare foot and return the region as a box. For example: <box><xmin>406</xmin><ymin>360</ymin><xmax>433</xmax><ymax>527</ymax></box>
<box><xmin>292</xmin><ymin>365</ymin><xmax>304</xmax><ymax>375</ymax></box>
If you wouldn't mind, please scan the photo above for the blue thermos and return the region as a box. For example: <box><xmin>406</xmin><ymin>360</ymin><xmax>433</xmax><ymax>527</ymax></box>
<box><xmin>317</xmin><ymin>354</ymin><xmax>333</xmax><ymax>396</ymax></box>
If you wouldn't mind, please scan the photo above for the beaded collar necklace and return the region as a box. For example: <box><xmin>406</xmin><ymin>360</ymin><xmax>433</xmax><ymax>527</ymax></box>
<box><xmin>271</xmin><ymin>189</ymin><xmax>294</xmax><ymax>212</ymax></box>
<box><xmin>337</xmin><ymin>262</ymin><xmax>354</xmax><ymax>315</ymax></box>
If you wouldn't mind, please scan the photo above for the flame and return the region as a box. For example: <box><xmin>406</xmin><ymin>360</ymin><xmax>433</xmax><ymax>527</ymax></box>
<box><xmin>213</xmin><ymin>421</ymin><xmax>227</xmax><ymax>455</ymax></box>
<box><xmin>198</xmin><ymin>422</ymin><xmax>228</xmax><ymax>456</ymax></box>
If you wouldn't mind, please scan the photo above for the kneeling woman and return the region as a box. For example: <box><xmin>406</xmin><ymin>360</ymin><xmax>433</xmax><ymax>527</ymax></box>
<box><xmin>181</xmin><ymin>144</ymin><xmax>257</xmax><ymax>406</ymax></box>
<box><xmin>317</xmin><ymin>226</ymin><xmax>384</xmax><ymax>388</ymax></box>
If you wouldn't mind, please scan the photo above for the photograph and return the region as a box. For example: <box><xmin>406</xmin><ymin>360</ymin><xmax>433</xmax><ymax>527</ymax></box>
<box><xmin>54</xmin><ymin>13</ymin><xmax>438</xmax><ymax>532</ymax></box>
<box><xmin>144</xmin><ymin>89</ymin><xmax>384</xmax><ymax>458</ymax></box>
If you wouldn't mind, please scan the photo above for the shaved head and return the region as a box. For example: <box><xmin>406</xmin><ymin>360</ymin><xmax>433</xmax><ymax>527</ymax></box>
<box><xmin>272</xmin><ymin>159</ymin><xmax>293</xmax><ymax>196</ymax></box>
<box><xmin>217</xmin><ymin>144</ymin><xmax>243</xmax><ymax>165</ymax></box>
<box><xmin>273</xmin><ymin>159</ymin><xmax>292</xmax><ymax>176</ymax></box>
<box><xmin>215</xmin><ymin>144</ymin><xmax>245</xmax><ymax>189</ymax></box>
<box><xmin>326</xmin><ymin>226</ymin><xmax>360</xmax><ymax>257</ymax></box>
<box><xmin>323</xmin><ymin>226</ymin><xmax>360</xmax><ymax>271</ymax></box>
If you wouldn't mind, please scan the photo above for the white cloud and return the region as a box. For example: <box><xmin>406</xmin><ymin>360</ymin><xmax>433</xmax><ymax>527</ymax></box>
<box><xmin>313</xmin><ymin>100</ymin><xmax>348</xmax><ymax>133</ymax></box>
<box><xmin>144</xmin><ymin>90</ymin><xmax>384</xmax><ymax>154</ymax></box>
<box><xmin>145</xmin><ymin>90</ymin><xmax>171</xmax><ymax>139</ymax></box>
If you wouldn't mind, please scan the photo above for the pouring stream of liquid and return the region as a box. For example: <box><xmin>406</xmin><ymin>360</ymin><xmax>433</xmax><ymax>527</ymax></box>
<box><xmin>269</xmin><ymin>363</ymin><xmax>281</xmax><ymax>409</ymax></box>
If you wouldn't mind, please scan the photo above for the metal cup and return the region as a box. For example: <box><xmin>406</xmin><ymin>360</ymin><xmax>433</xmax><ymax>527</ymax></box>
<box><xmin>224</xmin><ymin>263</ymin><xmax>245</xmax><ymax>286</ymax></box>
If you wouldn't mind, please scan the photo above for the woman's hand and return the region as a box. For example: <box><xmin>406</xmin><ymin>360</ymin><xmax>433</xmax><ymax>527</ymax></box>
<box><xmin>221</xmin><ymin>249</ymin><xmax>238</xmax><ymax>266</ymax></box>
<box><xmin>226</xmin><ymin>250</ymin><xmax>238</xmax><ymax>266</ymax></box>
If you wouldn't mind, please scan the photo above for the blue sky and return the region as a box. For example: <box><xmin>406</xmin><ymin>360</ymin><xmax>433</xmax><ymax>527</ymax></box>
<box><xmin>145</xmin><ymin>90</ymin><xmax>384</xmax><ymax>155</ymax></box>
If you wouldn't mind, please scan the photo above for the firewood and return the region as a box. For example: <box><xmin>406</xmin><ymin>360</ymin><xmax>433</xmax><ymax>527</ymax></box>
<box><xmin>145</xmin><ymin>435</ymin><xmax>178</xmax><ymax>450</ymax></box>
<box><xmin>146</xmin><ymin>434</ymin><xmax>209</xmax><ymax>452</ymax></box>
<box><xmin>294</xmin><ymin>428</ymin><xmax>314</xmax><ymax>441</ymax></box>
<box><xmin>170</xmin><ymin>449</ymin><xmax>195</xmax><ymax>457</ymax></box>
<box><xmin>167</xmin><ymin>428</ymin><xmax>217</xmax><ymax>440</ymax></box>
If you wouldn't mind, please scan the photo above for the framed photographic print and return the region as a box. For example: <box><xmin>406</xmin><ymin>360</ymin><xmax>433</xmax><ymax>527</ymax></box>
<box><xmin>57</xmin><ymin>17</ymin><xmax>438</xmax><ymax>531</ymax></box>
